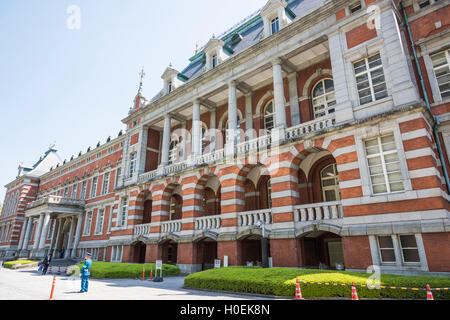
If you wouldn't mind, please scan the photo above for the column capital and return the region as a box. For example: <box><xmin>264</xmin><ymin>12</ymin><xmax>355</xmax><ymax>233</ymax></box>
<box><xmin>228</xmin><ymin>80</ymin><xmax>237</xmax><ymax>87</ymax></box>
<box><xmin>164</xmin><ymin>113</ymin><xmax>171</xmax><ymax>120</ymax></box>
<box><xmin>271</xmin><ymin>58</ymin><xmax>282</xmax><ymax>66</ymax></box>
<box><xmin>193</xmin><ymin>98</ymin><xmax>200</xmax><ymax>105</ymax></box>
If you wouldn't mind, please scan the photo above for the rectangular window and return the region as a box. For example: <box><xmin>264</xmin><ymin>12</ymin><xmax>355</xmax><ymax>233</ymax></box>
<box><xmin>365</xmin><ymin>134</ymin><xmax>404</xmax><ymax>194</ymax></box>
<box><xmin>91</xmin><ymin>177</ymin><xmax>98</xmax><ymax>199</ymax></box>
<box><xmin>378</xmin><ymin>236</ymin><xmax>396</xmax><ymax>263</ymax></box>
<box><xmin>72</xmin><ymin>184</ymin><xmax>78</xmax><ymax>199</ymax></box>
<box><xmin>349</xmin><ymin>2</ymin><xmax>362</xmax><ymax>13</ymax></box>
<box><xmin>63</xmin><ymin>187</ymin><xmax>69</xmax><ymax>198</ymax></box>
<box><xmin>271</xmin><ymin>17</ymin><xmax>279</xmax><ymax>34</ymax></box>
<box><xmin>212</xmin><ymin>55</ymin><xmax>218</xmax><ymax>68</ymax></box>
<box><xmin>102</xmin><ymin>172</ymin><xmax>110</xmax><ymax>195</ymax></box>
<box><xmin>80</xmin><ymin>181</ymin><xmax>87</xmax><ymax>200</ymax></box>
<box><xmin>95</xmin><ymin>209</ymin><xmax>105</xmax><ymax>235</ymax></box>
<box><xmin>115</xmin><ymin>168</ymin><xmax>122</xmax><ymax>187</ymax></box>
<box><xmin>419</xmin><ymin>0</ymin><xmax>430</xmax><ymax>9</ymax></box>
<box><xmin>168</xmin><ymin>81</ymin><xmax>172</xmax><ymax>93</ymax></box>
<box><xmin>107</xmin><ymin>207</ymin><xmax>112</xmax><ymax>233</ymax></box>
<box><xmin>129</xmin><ymin>153</ymin><xmax>137</xmax><ymax>177</ymax></box>
<box><xmin>119</xmin><ymin>198</ymin><xmax>128</xmax><ymax>227</ymax></box>
<box><xmin>431</xmin><ymin>49</ymin><xmax>450</xmax><ymax>99</ymax></box>
<box><xmin>399</xmin><ymin>235</ymin><xmax>420</xmax><ymax>263</ymax></box>
<box><xmin>84</xmin><ymin>212</ymin><xmax>93</xmax><ymax>235</ymax></box>
<box><xmin>354</xmin><ymin>53</ymin><xmax>388</xmax><ymax>105</ymax></box>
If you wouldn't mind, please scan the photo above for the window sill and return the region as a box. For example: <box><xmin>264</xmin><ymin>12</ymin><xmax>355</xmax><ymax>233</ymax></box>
<box><xmin>353</xmin><ymin>96</ymin><xmax>393</xmax><ymax>112</ymax></box>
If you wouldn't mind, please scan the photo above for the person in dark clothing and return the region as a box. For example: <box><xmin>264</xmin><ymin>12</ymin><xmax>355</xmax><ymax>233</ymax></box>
<box><xmin>41</xmin><ymin>253</ymin><xmax>52</xmax><ymax>275</ymax></box>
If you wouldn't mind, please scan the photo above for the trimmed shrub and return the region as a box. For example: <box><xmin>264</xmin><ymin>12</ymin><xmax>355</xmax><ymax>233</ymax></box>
<box><xmin>72</xmin><ymin>261</ymin><xmax>180</xmax><ymax>279</ymax></box>
<box><xmin>184</xmin><ymin>267</ymin><xmax>450</xmax><ymax>300</ymax></box>
<box><xmin>3</xmin><ymin>260</ymin><xmax>38</xmax><ymax>269</ymax></box>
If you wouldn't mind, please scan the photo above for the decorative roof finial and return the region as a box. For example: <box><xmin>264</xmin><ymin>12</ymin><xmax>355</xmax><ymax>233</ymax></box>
<box><xmin>48</xmin><ymin>141</ymin><xmax>56</xmax><ymax>150</ymax></box>
<box><xmin>195</xmin><ymin>42</ymin><xmax>199</xmax><ymax>54</ymax></box>
<box><xmin>138</xmin><ymin>66</ymin><xmax>145</xmax><ymax>95</ymax></box>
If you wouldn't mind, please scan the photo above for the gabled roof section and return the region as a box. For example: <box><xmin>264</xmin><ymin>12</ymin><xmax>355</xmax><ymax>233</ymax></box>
<box><xmin>260</xmin><ymin>0</ymin><xmax>288</xmax><ymax>17</ymax></box>
<box><xmin>203</xmin><ymin>38</ymin><xmax>225</xmax><ymax>53</ymax></box>
<box><xmin>17</xmin><ymin>147</ymin><xmax>63</xmax><ymax>179</ymax></box>
<box><xmin>161</xmin><ymin>66</ymin><xmax>179</xmax><ymax>80</ymax></box>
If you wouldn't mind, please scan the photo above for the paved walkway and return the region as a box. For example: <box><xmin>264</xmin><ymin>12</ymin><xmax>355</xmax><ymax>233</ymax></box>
<box><xmin>0</xmin><ymin>267</ymin><xmax>273</xmax><ymax>300</ymax></box>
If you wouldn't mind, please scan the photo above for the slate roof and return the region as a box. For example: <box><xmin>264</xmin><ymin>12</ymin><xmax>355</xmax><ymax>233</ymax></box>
<box><xmin>177</xmin><ymin>0</ymin><xmax>326</xmax><ymax>84</ymax></box>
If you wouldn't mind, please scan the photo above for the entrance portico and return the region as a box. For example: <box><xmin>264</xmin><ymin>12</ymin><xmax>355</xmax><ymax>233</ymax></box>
<box><xmin>21</xmin><ymin>196</ymin><xmax>85</xmax><ymax>259</ymax></box>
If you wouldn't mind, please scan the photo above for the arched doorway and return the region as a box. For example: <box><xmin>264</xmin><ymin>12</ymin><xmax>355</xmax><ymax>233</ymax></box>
<box><xmin>243</xmin><ymin>164</ymin><xmax>272</xmax><ymax>211</ymax></box>
<box><xmin>161</xmin><ymin>240</ymin><xmax>178</xmax><ymax>265</ymax></box>
<box><xmin>132</xmin><ymin>241</ymin><xmax>146</xmax><ymax>264</ymax></box>
<box><xmin>297</xmin><ymin>231</ymin><xmax>344</xmax><ymax>270</ymax></box>
<box><xmin>240</xmin><ymin>234</ymin><xmax>271</xmax><ymax>267</ymax></box>
<box><xmin>196</xmin><ymin>237</ymin><xmax>218</xmax><ymax>270</ymax></box>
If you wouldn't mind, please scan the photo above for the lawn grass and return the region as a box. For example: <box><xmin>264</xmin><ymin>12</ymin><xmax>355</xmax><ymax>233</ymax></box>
<box><xmin>184</xmin><ymin>267</ymin><xmax>450</xmax><ymax>299</ymax></box>
<box><xmin>3</xmin><ymin>260</ymin><xmax>38</xmax><ymax>268</ymax></box>
<box><xmin>72</xmin><ymin>261</ymin><xmax>180</xmax><ymax>279</ymax></box>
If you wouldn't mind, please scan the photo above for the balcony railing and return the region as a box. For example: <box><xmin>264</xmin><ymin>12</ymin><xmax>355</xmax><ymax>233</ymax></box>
<box><xmin>194</xmin><ymin>215</ymin><xmax>221</xmax><ymax>230</ymax></box>
<box><xmin>293</xmin><ymin>201</ymin><xmax>343</xmax><ymax>222</ymax></box>
<box><xmin>137</xmin><ymin>116</ymin><xmax>336</xmax><ymax>185</ymax></box>
<box><xmin>286</xmin><ymin>115</ymin><xmax>335</xmax><ymax>140</ymax></box>
<box><xmin>134</xmin><ymin>223</ymin><xmax>152</xmax><ymax>237</ymax></box>
<box><xmin>160</xmin><ymin>220</ymin><xmax>182</xmax><ymax>233</ymax></box>
<box><xmin>238</xmin><ymin>209</ymin><xmax>272</xmax><ymax>227</ymax></box>
<box><xmin>26</xmin><ymin>195</ymin><xmax>85</xmax><ymax>210</ymax></box>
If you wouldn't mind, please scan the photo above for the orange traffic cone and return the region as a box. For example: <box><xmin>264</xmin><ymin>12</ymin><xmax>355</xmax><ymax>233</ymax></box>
<box><xmin>49</xmin><ymin>276</ymin><xmax>56</xmax><ymax>300</ymax></box>
<box><xmin>351</xmin><ymin>282</ymin><xmax>359</xmax><ymax>300</ymax></box>
<box><xmin>149</xmin><ymin>266</ymin><xmax>153</xmax><ymax>281</ymax></box>
<box><xmin>426</xmin><ymin>284</ymin><xmax>434</xmax><ymax>300</ymax></box>
<box><xmin>142</xmin><ymin>267</ymin><xmax>145</xmax><ymax>281</ymax></box>
<box><xmin>48</xmin><ymin>266</ymin><xmax>52</xmax><ymax>274</ymax></box>
<box><xmin>295</xmin><ymin>277</ymin><xmax>304</xmax><ymax>300</ymax></box>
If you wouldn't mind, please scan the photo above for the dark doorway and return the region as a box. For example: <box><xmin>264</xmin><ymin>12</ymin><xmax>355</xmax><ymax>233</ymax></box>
<box><xmin>196</xmin><ymin>239</ymin><xmax>217</xmax><ymax>270</ymax></box>
<box><xmin>143</xmin><ymin>200</ymin><xmax>152</xmax><ymax>224</ymax></box>
<box><xmin>298</xmin><ymin>231</ymin><xmax>344</xmax><ymax>269</ymax></box>
<box><xmin>133</xmin><ymin>242</ymin><xmax>146</xmax><ymax>264</ymax></box>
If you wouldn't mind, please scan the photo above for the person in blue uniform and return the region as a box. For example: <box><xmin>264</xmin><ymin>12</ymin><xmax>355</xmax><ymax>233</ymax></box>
<box><xmin>80</xmin><ymin>252</ymin><xmax>92</xmax><ymax>293</ymax></box>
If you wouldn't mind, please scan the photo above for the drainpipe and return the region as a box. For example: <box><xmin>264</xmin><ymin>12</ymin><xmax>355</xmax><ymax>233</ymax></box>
<box><xmin>400</xmin><ymin>1</ymin><xmax>450</xmax><ymax>194</ymax></box>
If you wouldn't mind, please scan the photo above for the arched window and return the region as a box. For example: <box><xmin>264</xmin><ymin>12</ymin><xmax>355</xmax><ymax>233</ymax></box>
<box><xmin>168</xmin><ymin>140</ymin><xmax>179</xmax><ymax>165</ymax></box>
<box><xmin>312</xmin><ymin>79</ymin><xmax>336</xmax><ymax>119</ymax></box>
<box><xmin>263</xmin><ymin>100</ymin><xmax>274</xmax><ymax>132</ymax></box>
<box><xmin>320</xmin><ymin>163</ymin><xmax>340</xmax><ymax>202</ymax></box>
<box><xmin>169</xmin><ymin>194</ymin><xmax>182</xmax><ymax>220</ymax></box>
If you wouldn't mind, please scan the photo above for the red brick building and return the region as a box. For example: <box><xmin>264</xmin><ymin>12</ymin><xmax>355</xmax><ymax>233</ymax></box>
<box><xmin>1</xmin><ymin>0</ymin><xmax>449</xmax><ymax>275</ymax></box>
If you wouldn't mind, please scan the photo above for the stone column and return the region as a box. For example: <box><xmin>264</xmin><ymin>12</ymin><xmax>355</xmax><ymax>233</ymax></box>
<box><xmin>136</xmin><ymin>126</ymin><xmax>148</xmax><ymax>177</ymax></box>
<box><xmin>64</xmin><ymin>217</ymin><xmax>75</xmax><ymax>259</ymax></box>
<box><xmin>244</xmin><ymin>93</ymin><xmax>254</xmax><ymax>140</ymax></box>
<box><xmin>160</xmin><ymin>114</ymin><xmax>172</xmax><ymax>166</ymax></box>
<box><xmin>53</xmin><ymin>218</ymin><xmax>64</xmax><ymax>257</ymax></box>
<box><xmin>272</xmin><ymin>59</ymin><xmax>287</xmax><ymax>129</ymax></box>
<box><xmin>180</xmin><ymin>121</ymin><xmax>187</xmax><ymax>161</ymax></box>
<box><xmin>192</xmin><ymin>100</ymin><xmax>201</xmax><ymax>156</ymax></box>
<box><xmin>32</xmin><ymin>214</ymin><xmax>44</xmax><ymax>253</ymax></box>
<box><xmin>328</xmin><ymin>30</ymin><xmax>354</xmax><ymax>124</ymax></box>
<box><xmin>48</xmin><ymin>218</ymin><xmax>58</xmax><ymax>255</ymax></box>
<box><xmin>37</xmin><ymin>212</ymin><xmax>51</xmax><ymax>256</ymax></box>
<box><xmin>17</xmin><ymin>218</ymin><xmax>29</xmax><ymax>252</ymax></box>
<box><xmin>226</xmin><ymin>81</ymin><xmax>238</xmax><ymax>156</ymax></box>
<box><xmin>210</xmin><ymin>110</ymin><xmax>217</xmax><ymax>152</ymax></box>
<box><xmin>287</xmin><ymin>72</ymin><xmax>300</xmax><ymax>126</ymax></box>
<box><xmin>71</xmin><ymin>215</ymin><xmax>84</xmax><ymax>258</ymax></box>
<box><xmin>20</xmin><ymin>217</ymin><xmax>33</xmax><ymax>254</ymax></box>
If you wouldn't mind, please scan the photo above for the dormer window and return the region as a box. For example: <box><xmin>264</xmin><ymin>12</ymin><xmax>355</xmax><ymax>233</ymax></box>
<box><xmin>419</xmin><ymin>0</ymin><xmax>430</xmax><ymax>8</ymax></box>
<box><xmin>212</xmin><ymin>55</ymin><xmax>218</xmax><ymax>68</ymax></box>
<box><xmin>168</xmin><ymin>81</ymin><xmax>172</xmax><ymax>93</ymax></box>
<box><xmin>271</xmin><ymin>17</ymin><xmax>279</xmax><ymax>34</ymax></box>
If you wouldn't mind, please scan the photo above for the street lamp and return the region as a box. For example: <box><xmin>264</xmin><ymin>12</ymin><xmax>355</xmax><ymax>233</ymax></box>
<box><xmin>256</xmin><ymin>219</ymin><xmax>269</xmax><ymax>268</ymax></box>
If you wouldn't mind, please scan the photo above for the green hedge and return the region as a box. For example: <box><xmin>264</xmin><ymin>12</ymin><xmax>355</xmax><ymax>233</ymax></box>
<box><xmin>72</xmin><ymin>261</ymin><xmax>180</xmax><ymax>279</ymax></box>
<box><xmin>184</xmin><ymin>267</ymin><xmax>450</xmax><ymax>300</ymax></box>
<box><xmin>3</xmin><ymin>260</ymin><xmax>38</xmax><ymax>269</ymax></box>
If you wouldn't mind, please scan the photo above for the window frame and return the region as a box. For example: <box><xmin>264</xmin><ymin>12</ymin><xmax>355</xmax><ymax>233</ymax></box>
<box><xmin>90</xmin><ymin>177</ymin><xmax>98</xmax><ymax>199</ymax></box>
<box><xmin>271</xmin><ymin>17</ymin><xmax>279</xmax><ymax>35</ymax></box>
<box><xmin>353</xmin><ymin>53</ymin><xmax>388</xmax><ymax>106</ymax></box>
<box><xmin>430</xmin><ymin>49</ymin><xmax>450</xmax><ymax>100</ymax></box>
<box><xmin>102</xmin><ymin>172</ymin><xmax>110</xmax><ymax>195</ymax></box>
<box><xmin>263</xmin><ymin>100</ymin><xmax>275</xmax><ymax>132</ymax></box>
<box><xmin>95</xmin><ymin>209</ymin><xmax>105</xmax><ymax>235</ymax></box>
<box><xmin>377</xmin><ymin>235</ymin><xmax>396</xmax><ymax>264</ymax></box>
<box><xmin>364</xmin><ymin>134</ymin><xmax>405</xmax><ymax>195</ymax></box>
<box><xmin>83</xmin><ymin>212</ymin><xmax>93</xmax><ymax>236</ymax></box>
<box><xmin>320</xmin><ymin>163</ymin><xmax>341</xmax><ymax>202</ymax></box>
<box><xmin>398</xmin><ymin>234</ymin><xmax>421</xmax><ymax>264</ymax></box>
<box><xmin>129</xmin><ymin>153</ymin><xmax>137</xmax><ymax>177</ymax></box>
<box><xmin>311</xmin><ymin>78</ymin><xmax>336</xmax><ymax>119</ymax></box>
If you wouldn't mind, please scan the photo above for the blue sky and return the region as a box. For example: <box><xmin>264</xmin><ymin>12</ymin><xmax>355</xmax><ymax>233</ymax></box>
<box><xmin>0</xmin><ymin>0</ymin><xmax>267</xmax><ymax>202</ymax></box>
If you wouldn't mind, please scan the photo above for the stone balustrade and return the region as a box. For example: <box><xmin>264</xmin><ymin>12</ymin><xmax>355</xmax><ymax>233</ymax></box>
<box><xmin>293</xmin><ymin>201</ymin><xmax>342</xmax><ymax>222</ymax></box>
